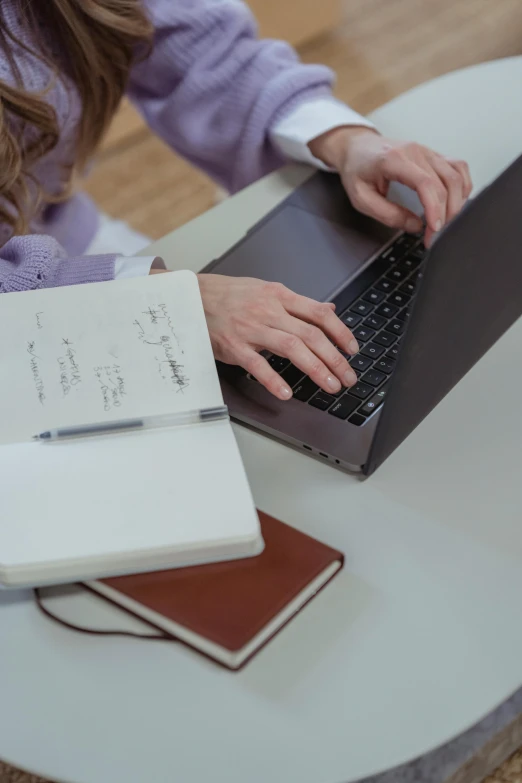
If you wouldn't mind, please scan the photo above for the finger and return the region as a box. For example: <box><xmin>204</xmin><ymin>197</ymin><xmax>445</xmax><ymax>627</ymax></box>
<box><xmin>261</xmin><ymin>328</ymin><xmax>355</xmax><ymax>394</ymax></box>
<box><xmin>280</xmin><ymin>313</ymin><xmax>358</xmax><ymax>387</ymax></box>
<box><xmin>348</xmin><ymin>180</ymin><xmax>424</xmax><ymax>234</ymax></box>
<box><xmin>408</xmin><ymin>148</ymin><xmax>450</xmax><ymax>229</ymax></box>
<box><xmin>424</xmin><ymin>225</ymin><xmax>436</xmax><ymax>249</ymax></box>
<box><xmin>280</xmin><ymin>292</ymin><xmax>360</xmax><ymax>356</ymax></box>
<box><xmin>425</xmin><ymin>153</ymin><xmax>466</xmax><ymax>221</ymax></box>
<box><xmin>239</xmin><ymin>349</ymin><xmax>294</xmax><ymax>401</ymax></box>
<box><xmin>447</xmin><ymin>158</ymin><xmax>473</xmax><ymax>198</ymax></box>
<box><xmin>380</xmin><ymin>155</ymin><xmax>445</xmax><ymax>234</ymax></box>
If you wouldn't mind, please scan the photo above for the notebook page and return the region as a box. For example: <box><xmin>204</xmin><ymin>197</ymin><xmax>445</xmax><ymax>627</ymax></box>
<box><xmin>0</xmin><ymin>271</ymin><xmax>222</xmax><ymax>444</ymax></box>
<box><xmin>1</xmin><ymin>420</ymin><xmax>260</xmax><ymax>580</ymax></box>
<box><xmin>0</xmin><ymin>421</ymin><xmax>258</xmax><ymax>564</ymax></box>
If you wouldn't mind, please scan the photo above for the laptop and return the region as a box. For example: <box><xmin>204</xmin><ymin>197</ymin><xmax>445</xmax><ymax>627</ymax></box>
<box><xmin>203</xmin><ymin>155</ymin><xmax>522</xmax><ymax>476</ymax></box>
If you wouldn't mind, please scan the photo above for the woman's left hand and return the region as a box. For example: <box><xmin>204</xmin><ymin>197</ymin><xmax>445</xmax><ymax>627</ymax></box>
<box><xmin>308</xmin><ymin>126</ymin><xmax>472</xmax><ymax>248</ymax></box>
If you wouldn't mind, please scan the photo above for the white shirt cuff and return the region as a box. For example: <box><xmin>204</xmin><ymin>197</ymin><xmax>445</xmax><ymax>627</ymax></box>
<box><xmin>113</xmin><ymin>256</ymin><xmax>156</xmax><ymax>279</ymax></box>
<box><xmin>270</xmin><ymin>97</ymin><xmax>376</xmax><ymax>170</ymax></box>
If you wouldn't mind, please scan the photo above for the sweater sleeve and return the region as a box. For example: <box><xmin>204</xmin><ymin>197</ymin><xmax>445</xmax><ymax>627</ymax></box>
<box><xmin>127</xmin><ymin>0</ymin><xmax>336</xmax><ymax>193</ymax></box>
<box><xmin>0</xmin><ymin>235</ymin><xmax>116</xmax><ymax>294</ymax></box>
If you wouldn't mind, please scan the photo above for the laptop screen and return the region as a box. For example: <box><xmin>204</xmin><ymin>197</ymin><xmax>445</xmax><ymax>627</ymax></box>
<box><xmin>366</xmin><ymin>154</ymin><xmax>522</xmax><ymax>475</ymax></box>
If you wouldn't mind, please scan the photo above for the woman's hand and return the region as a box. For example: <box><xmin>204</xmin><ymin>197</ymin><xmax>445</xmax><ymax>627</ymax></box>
<box><xmin>308</xmin><ymin>127</ymin><xmax>472</xmax><ymax>248</ymax></box>
<box><xmin>197</xmin><ymin>274</ymin><xmax>359</xmax><ymax>400</ymax></box>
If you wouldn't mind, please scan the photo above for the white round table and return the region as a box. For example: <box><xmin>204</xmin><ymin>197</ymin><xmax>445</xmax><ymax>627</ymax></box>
<box><xmin>2</xmin><ymin>57</ymin><xmax>522</xmax><ymax>783</ymax></box>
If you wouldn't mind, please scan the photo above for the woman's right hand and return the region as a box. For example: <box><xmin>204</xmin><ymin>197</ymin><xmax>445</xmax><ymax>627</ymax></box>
<box><xmin>197</xmin><ymin>273</ymin><xmax>359</xmax><ymax>401</ymax></box>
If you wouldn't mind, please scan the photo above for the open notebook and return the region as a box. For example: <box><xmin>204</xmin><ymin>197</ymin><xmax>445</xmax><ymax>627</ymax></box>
<box><xmin>0</xmin><ymin>271</ymin><xmax>262</xmax><ymax>588</ymax></box>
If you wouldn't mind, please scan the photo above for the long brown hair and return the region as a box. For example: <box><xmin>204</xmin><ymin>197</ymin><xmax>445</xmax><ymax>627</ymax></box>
<box><xmin>0</xmin><ymin>1</ymin><xmax>152</xmax><ymax>237</ymax></box>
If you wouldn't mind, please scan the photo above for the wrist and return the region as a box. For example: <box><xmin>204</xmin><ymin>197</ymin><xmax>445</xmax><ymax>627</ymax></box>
<box><xmin>148</xmin><ymin>256</ymin><xmax>167</xmax><ymax>274</ymax></box>
<box><xmin>308</xmin><ymin>125</ymin><xmax>379</xmax><ymax>170</ymax></box>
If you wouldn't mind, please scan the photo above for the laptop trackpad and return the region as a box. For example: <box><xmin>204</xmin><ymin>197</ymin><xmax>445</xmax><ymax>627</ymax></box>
<box><xmin>215</xmin><ymin>206</ymin><xmax>387</xmax><ymax>301</ymax></box>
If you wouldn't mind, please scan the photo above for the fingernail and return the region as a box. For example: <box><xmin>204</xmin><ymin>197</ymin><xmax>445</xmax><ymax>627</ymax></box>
<box><xmin>327</xmin><ymin>375</ymin><xmax>341</xmax><ymax>392</ymax></box>
<box><xmin>348</xmin><ymin>339</ymin><xmax>359</xmax><ymax>355</ymax></box>
<box><xmin>405</xmin><ymin>217</ymin><xmax>420</xmax><ymax>233</ymax></box>
<box><xmin>344</xmin><ymin>370</ymin><xmax>357</xmax><ymax>387</ymax></box>
<box><xmin>435</xmin><ymin>219</ymin><xmax>442</xmax><ymax>232</ymax></box>
<box><xmin>280</xmin><ymin>385</ymin><xmax>292</xmax><ymax>399</ymax></box>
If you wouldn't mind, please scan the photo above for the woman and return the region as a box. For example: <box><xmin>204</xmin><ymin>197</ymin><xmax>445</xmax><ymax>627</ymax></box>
<box><xmin>0</xmin><ymin>0</ymin><xmax>471</xmax><ymax>400</ymax></box>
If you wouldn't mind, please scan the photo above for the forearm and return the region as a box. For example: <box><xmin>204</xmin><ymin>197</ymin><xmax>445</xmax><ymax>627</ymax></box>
<box><xmin>128</xmin><ymin>0</ymin><xmax>335</xmax><ymax>192</ymax></box>
<box><xmin>0</xmin><ymin>235</ymin><xmax>116</xmax><ymax>294</ymax></box>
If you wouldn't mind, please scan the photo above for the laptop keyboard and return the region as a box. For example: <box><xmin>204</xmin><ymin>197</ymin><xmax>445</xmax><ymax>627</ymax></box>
<box><xmin>266</xmin><ymin>233</ymin><xmax>427</xmax><ymax>426</ymax></box>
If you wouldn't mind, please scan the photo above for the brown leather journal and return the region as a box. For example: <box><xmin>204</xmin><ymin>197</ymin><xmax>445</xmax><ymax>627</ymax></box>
<box><xmin>85</xmin><ymin>512</ymin><xmax>344</xmax><ymax>670</ymax></box>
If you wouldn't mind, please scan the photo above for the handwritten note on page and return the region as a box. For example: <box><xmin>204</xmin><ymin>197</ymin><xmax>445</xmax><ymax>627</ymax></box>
<box><xmin>0</xmin><ymin>271</ymin><xmax>223</xmax><ymax>444</ymax></box>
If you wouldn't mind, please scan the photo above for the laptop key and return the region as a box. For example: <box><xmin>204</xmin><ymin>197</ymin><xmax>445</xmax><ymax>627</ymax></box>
<box><xmin>396</xmin><ymin>260</ymin><xmax>418</xmax><ymax>276</ymax></box>
<box><xmin>351</xmin><ymin>300</ymin><xmax>374</xmax><ymax>316</ymax></box>
<box><xmin>348</xmin><ymin>413</ymin><xmax>367</xmax><ymax>427</ymax></box>
<box><xmin>309</xmin><ymin>391</ymin><xmax>336</xmax><ymax>411</ymax></box>
<box><xmin>348</xmin><ymin>381</ymin><xmax>373</xmax><ymax>400</ymax></box>
<box><xmin>385</xmin><ymin>319</ymin><xmax>405</xmax><ymax>336</ymax></box>
<box><xmin>342</xmin><ymin>312</ymin><xmax>362</xmax><ymax>328</ymax></box>
<box><xmin>362</xmin><ymin>289</ymin><xmax>385</xmax><ymax>305</ymax></box>
<box><xmin>360</xmin><ymin>342</ymin><xmax>386</xmax><ymax>360</ymax></box>
<box><xmin>375</xmin><ymin>302</ymin><xmax>398</xmax><ymax>318</ymax></box>
<box><xmin>353</xmin><ymin>325</ymin><xmax>376</xmax><ymax>342</ymax></box>
<box><xmin>364</xmin><ymin>314</ymin><xmax>386</xmax><ymax>330</ymax></box>
<box><xmin>381</xmin><ymin>237</ymin><xmax>413</xmax><ymax>263</ymax></box>
<box><xmin>395</xmin><ymin>233</ymin><xmax>419</xmax><ymax>250</ymax></box>
<box><xmin>360</xmin><ymin>384</ymin><xmax>389</xmax><ymax>416</ymax></box>
<box><xmin>328</xmin><ymin>394</ymin><xmax>360</xmax><ymax>420</ymax></box>
<box><xmin>350</xmin><ymin>355</ymin><xmax>373</xmax><ymax>373</ymax></box>
<box><xmin>373</xmin><ymin>331</ymin><xmax>397</xmax><ymax>348</ymax></box>
<box><xmin>280</xmin><ymin>364</ymin><xmax>305</xmax><ymax>387</ymax></box>
<box><xmin>268</xmin><ymin>355</ymin><xmax>289</xmax><ymax>373</ymax></box>
<box><xmin>380</xmin><ymin>249</ymin><xmax>404</xmax><ymax>265</ymax></box>
<box><xmin>399</xmin><ymin>256</ymin><xmax>421</xmax><ymax>272</ymax></box>
<box><xmin>361</xmin><ymin>369</ymin><xmax>387</xmax><ymax>387</ymax></box>
<box><xmin>411</xmin><ymin>245</ymin><xmax>427</xmax><ymax>260</ymax></box>
<box><xmin>388</xmin><ymin>291</ymin><xmax>411</xmax><ymax>308</ymax></box>
<box><xmin>293</xmin><ymin>377</ymin><xmax>319</xmax><ymax>401</ymax></box>
<box><xmin>386</xmin><ymin>345</ymin><xmax>401</xmax><ymax>360</ymax></box>
<box><xmin>374</xmin><ymin>278</ymin><xmax>396</xmax><ymax>294</ymax></box>
<box><xmin>386</xmin><ymin>267</ymin><xmax>409</xmax><ymax>283</ymax></box>
<box><xmin>395</xmin><ymin>308</ymin><xmax>409</xmax><ymax>322</ymax></box>
<box><xmin>374</xmin><ymin>358</ymin><xmax>395</xmax><ymax>374</ymax></box>
<box><xmin>399</xmin><ymin>280</ymin><xmax>416</xmax><ymax>295</ymax></box>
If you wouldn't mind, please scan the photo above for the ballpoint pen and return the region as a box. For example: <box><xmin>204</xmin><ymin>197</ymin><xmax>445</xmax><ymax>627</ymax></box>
<box><xmin>33</xmin><ymin>405</ymin><xmax>229</xmax><ymax>442</ymax></box>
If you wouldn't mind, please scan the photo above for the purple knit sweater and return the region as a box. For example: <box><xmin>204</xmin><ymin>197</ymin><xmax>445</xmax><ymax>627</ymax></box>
<box><xmin>0</xmin><ymin>0</ymin><xmax>334</xmax><ymax>294</ymax></box>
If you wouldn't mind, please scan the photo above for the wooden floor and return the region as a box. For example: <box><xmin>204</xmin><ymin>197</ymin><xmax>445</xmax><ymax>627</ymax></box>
<box><xmin>3</xmin><ymin>1</ymin><xmax>522</xmax><ymax>782</ymax></box>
